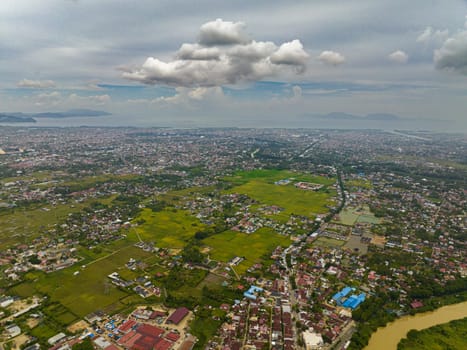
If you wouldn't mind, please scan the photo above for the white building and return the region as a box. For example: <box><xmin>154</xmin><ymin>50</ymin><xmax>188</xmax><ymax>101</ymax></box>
<box><xmin>302</xmin><ymin>331</ymin><xmax>324</xmax><ymax>350</ymax></box>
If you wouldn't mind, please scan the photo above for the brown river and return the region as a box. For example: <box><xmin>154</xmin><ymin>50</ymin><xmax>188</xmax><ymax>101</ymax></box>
<box><xmin>364</xmin><ymin>301</ymin><xmax>467</xmax><ymax>350</ymax></box>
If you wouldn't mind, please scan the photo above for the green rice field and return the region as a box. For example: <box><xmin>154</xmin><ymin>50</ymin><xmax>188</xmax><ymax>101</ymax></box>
<box><xmin>203</xmin><ymin>227</ymin><xmax>291</xmax><ymax>274</ymax></box>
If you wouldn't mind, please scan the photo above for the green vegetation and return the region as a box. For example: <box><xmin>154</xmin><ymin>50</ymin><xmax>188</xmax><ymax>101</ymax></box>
<box><xmin>30</xmin><ymin>322</ymin><xmax>60</xmax><ymax>342</ymax></box>
<box><xmin>191</xmin><ymin>310</ymin><xmax>223</xmax><ymax>350</ymax></box>
<box><xmin>346</xmin><ymin>179</ymin><xmax>373</xmax><ymax>189</ymax></box>
<box><xmin>203</xmin><ymin>227</ymin><xmax>291</xmax><ymax>274</ymax></box>
<box><xmin>224</xmin><ymin>169</ymin><xmax>336</xmax><ymax>220</ymax></box>
<box><xmin>335</xmin><ymin>208</ymin><xmax>359</xmax><ymax>225</ymax></box>
<box><xmin>12</xmin><ymin>241</ymin><xmax>152</xmax><ymax>318</ymax></box>
<box><xmin>334</xmin><ymin>205</ymin><xmax>382</xmax><ymax>226</ymax></box>
<box><xmin>312</xmin><ymin>237</ymin><xmax>346</xmax><ymax>248</ymax></box>
<box><xmin>0</xmin><ymin>203</ymin><xmax>84</xmax><ymax>249</ymax></box>
<box><xmin>226</xmin><ymin>169</ymin><xmax>334</xmax><ymax>186</ymax></box>
<box><xmin>43</xmin><ymin>302</ymin><xmax>79</xmax><ymax>326</ymax></box>
<box><xmin>398</xmin><ymin>317</ymin><xmax>467</xmax><ymax>350</ymax></box>
<box><xmin>72</xmin><ymin>338</ymin><xmax>94</xmax><ymax>350</ymax></box>
<box><xmin>134</xmin><ymin>208</ymin><xmax>207</xmax><ymax>248</ymax></box>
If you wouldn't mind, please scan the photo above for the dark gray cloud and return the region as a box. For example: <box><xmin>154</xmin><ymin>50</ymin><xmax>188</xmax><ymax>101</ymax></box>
<box><xmin>434</xmin><ymin>24</ymin><xmax>467</xmax><ymax>74</ymax></box>
<box><xmin>122</xmin><ymin>19</ymin><xmax>309</xmax><ymax>87</ymax></box>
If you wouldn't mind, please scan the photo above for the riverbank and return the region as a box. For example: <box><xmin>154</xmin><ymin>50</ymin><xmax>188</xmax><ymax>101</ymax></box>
<box><xmin>364</xmin><ymin>301</ymin><xmax>467</xmax><ymax>350</ymax></box>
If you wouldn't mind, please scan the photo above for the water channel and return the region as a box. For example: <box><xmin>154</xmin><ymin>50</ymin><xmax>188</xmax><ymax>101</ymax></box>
<box><xmin>364</xmin><ymin>301</ymin><xmax>467</xmax><ymax>350</ymax></box>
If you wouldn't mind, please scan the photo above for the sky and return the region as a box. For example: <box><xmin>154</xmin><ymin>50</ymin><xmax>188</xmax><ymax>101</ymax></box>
<box><xmin>1</xmin><ymin>0</ymin><xmax>467</xmax><ymax>131</ymax></box>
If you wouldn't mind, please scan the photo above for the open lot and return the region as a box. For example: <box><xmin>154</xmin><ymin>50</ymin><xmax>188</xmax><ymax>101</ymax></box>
<box><xmin>334</xmin><ymin>206</ymin><xmax>382</xmax><ymax>226</ymax></box>
<box><xmin>203</xmin><ymin>227</ymin><xmax>291</xmax><ymax>274</ymax></box>
<box><xmin>312</xmin><ymin>237</ymin><xmax>346</xmax><ymax>249</ymax></box>
<box><xmin>224</xmin><ymin>169</ymin><xmax>337</xmax><ymax>220</ymax></box>
<box><xmin>334</xmin><ymin>208</ymin><xmax>360</xmax><ymax>226</ymax></box>
<box><xmin>133</xmin><ymin>208</ymin><xmax>206</xmax><ymax>248</ymax></box>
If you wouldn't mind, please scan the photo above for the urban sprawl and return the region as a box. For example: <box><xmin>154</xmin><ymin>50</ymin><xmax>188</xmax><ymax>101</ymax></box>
<box><xmin>0</xmin><ymin>127</ymin><xmax>465</xmax><ymax>350</ymax></box>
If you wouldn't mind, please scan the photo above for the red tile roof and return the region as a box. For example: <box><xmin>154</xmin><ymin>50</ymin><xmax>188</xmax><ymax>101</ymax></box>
<box><xmin>132</xmin><ymin>335</ymin><xmax>160</xmax><ymax>350</ymax></box>
<box><xmin>154</xmin><ymin>339</ymin><xmax>172</xmax><ymax>350</ymax></box>
<box><xmin>136</xmin><ymin>324</ymin><xmax>165</xmax><ymax>338</ymax></box>
<box><xmin>164</xmin><ymin>332</ymin><xmax>180</xmax><ymax>342</ymax></box>
<box><xmin>119</xmin><ymin>320</ymin><xmax>137</xmax><ymax>333</ymax></box>
<box><xmin>166</xmin><ymin>307</ymin><xmax>189</xmax><ymax>325</ymax></box>
<box><xmin>118</xmin><ymin>331</ymin><xmax>142</xmax><ymax>348</ymax></box>
<box><xmin>104</xmin><ymin>345</ymin><xmax>120</xmax><ymax>350</ymax></box>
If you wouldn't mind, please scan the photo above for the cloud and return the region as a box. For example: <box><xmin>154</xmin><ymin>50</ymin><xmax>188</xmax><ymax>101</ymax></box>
<box><xmin>416</xmin><ymin>26</ymin><xmax>449</xmax><ymax>44</ymax></box>
<box><xmin>292</xmin><ymin>85</ymin><xmax>302</xmax><ymax>98</ymax></box>
<box><xmin>434</xmin><ymin>24</ymin><xmax>467</xmax><ymax>75</ymax></box>
<box><xmin>198</xmin><ymin>19</ymin><xmax>248</xmax><ymax>46</ymax></box>
<box><xmin>34</xmin><ymin>91</ymin><xmax>62</xmax><ymax>106</ymax></box>
<box><xmin>270</xmin><ymin>40</ymin><xmax>309</xmax><ymax>68</ymax></box>
<box><xmin>388</xmin><ymin>50</ymin><xmax>409</xmax><ymax>64</ymax></box>
<box><xmin>154</xmin><ymin>86</ymin><xmax>224</xmax><ymax>105</ymax></box>
<box><xmin>69</xmin><ymin>93</ymin><xmax>111</xmax><ymax>105</ymax></box>
<box><xmin>17</xmin><ymin>79</ymin><xmax>56</xmax><ymax>88</ymax></box>
<box><xmin>123</xmin><ymin>19</ymin><xmax>309</xmax><ymax>87</ymax></box>
<box><xmin>318</xmin><ymin>50</ymin><xmax>345</xmax><ymax>65</ymax></box>
<box><xmin>32</xmin><ymin>91</ymin><xmax>110</xmax><ymax>107</ymax></box>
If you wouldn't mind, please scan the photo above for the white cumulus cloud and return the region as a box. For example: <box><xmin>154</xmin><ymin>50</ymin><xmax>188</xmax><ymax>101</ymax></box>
<box><xmin>123</xmin><ymin>19</ymin><xmax>309</xmax><ymax>87</ymax></box>
<box><xmin>388</xmin><ymin>50</ymin><xmax>409</xmax><ymax>64</ymax></box>
<box><xmin>318</xmin><ymin>50</ymin><xmax>346</xmax><ymax>65</ymax></box>
<box><xmin>17</xmin><ymin>79</ymin><xmax>56</xmax><ymax>88</ymax></box>
<box><xmin>198</xmin><ymin>19</ymin><xmax>249</xmax><ymax>46</ymax></box>
<box><xmin>270</xmin><ymin>40</ymin><xmax>309</xmax><ymax>69</ymax></box>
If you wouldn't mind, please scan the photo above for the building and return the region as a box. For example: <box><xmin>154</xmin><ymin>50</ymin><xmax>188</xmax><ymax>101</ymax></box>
<box><xmin>244</xmin><ymin>285</ymin><xmax>264</xmax><ymax>300</ymax></box>
<box><xmin>342</xmin><ymin>293</ymin><xmax>366</xmax><ymax>310</ymax></box>
<box><xmin>48</xmin><ymin>333</ymin><xmax>67</xmax><ymax>346</ymax></box>
<box><xmin>302</xmin><ymin>331</ymin><xmax>324</xmax><ymax>350</ymax></box>
<box><xmin>332</xmin><ymin>286</ymin><xmax>353</xmax><ymax>305</ymax></box>
<box><xmin>166</xmin><ymin>307</ymin><xmax>190</xmax><ymax>325</ymax></box>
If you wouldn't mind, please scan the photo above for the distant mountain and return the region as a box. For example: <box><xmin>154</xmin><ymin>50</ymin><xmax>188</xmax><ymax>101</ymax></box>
<box><xmin>320</xmin><ymin>112</ymin><xmax>401</xmax><ymax>121</ymax></box>
<box><xmin>33</xmin><ymin>109</ymin><xmax>111</xmax><ymax>118</ymax></box>
<box><xmin>0</xmin><ymin>114</ymin><xmax>36</xmax><ymax>123</ymax></box>
<box><xmin>365</xmin><ymin>113</ymin><xmax>400</xmax><ymax>121</ymax></box>
<box><xmin>322</xmin><ymin>112</ymin><xmax>361</xmax><ymax>120</ymax></box>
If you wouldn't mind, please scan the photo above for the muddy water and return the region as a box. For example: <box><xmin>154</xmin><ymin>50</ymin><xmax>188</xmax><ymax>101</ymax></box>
<box><xmin>364</xmin><ymin>301</ymin><xmax>467</xmax><ymax>350</ymax></box>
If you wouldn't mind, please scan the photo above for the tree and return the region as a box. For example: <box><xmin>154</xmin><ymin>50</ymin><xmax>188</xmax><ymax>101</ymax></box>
<box><xmin>28</xmin><ymin>255</ymin><xmax>41</xmax><ymax>265</ymax></box>
<box><xmin>72</xmin><ymin>338</ymin><xmax>94</xmax><ymax>350</ymax></box>
<box><xmin>182</xmin><ymin>244</ymin><xmax>205</xmax><ymax>264</ymax></box>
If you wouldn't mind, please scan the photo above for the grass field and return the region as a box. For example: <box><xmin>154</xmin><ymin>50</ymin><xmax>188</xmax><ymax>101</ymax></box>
<box><xmin>203</xmin><ymin>227</ymin><xmax>291</xmax><ymax>274</ymax></box>
<box><xmin>334</xmin><ymin>208</ymin><xmax>359</xmax><ymax>226</ymax></box>
<box><xmin>11</xmin><ymin>240</ymin><xmax>153</xmax><ymax>318</ymax></box>
<box><xmin>312</xmin><ymin>237</ymin><xmax>346</xmax><ymax>248</ymax></box>
<box><xmin>345</xmin><ymin>179</ymin><xmax>373</xmax><ymax>189</ymax></box>
<box><xmin>0</xmin><ymin>195</ymin><xmax>118</xmax><ymax>250</ymax></box>
<box><xmin>224</xmin><ymin>169</ymin><xmax>336</xmax><ymax>220</ymax></box>
<box><xmin>226</xmin><ymin>169</ymin><xmax>335</xmax><ymax>186</ymax></box>
<box><xmin>133</xmin><ymin>208</ymin><xmax>206</xmax><ymax>248</ymax></box>
<box><xmin>0</xmin><ymin>203</ymin><xmax>86</xmax><ymax>249</ymax></box>
<box><xmin>357</xmin><ymin>213</ymin><xmax>382</xmax><ymax>224</ymax></box>
<box><xmin>334</xmin><ymin>206</ymin><xmax>382</xmax><ymax>226</ymax></box>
